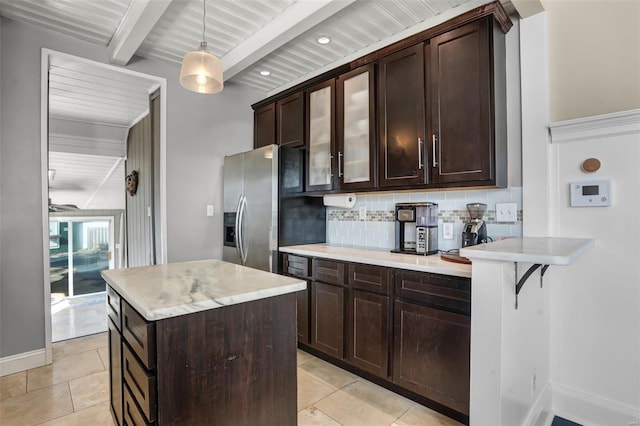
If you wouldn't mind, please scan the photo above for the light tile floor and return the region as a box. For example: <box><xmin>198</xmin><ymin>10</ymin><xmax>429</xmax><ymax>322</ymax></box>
<box><xmin>51</xmin><ymin>293</ymin><xmax>108</xmax><ymax>342</ymax></box>
<box><xmin>0</xmin><ymin>333</ymin><xmax>463</xmax><ymax>426</ymax></box>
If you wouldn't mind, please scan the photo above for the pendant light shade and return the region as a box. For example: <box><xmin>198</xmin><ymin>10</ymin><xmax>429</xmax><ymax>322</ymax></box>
<box><xmin>179</xmin><ymin>0</ymin><xmax>223</xmax><ymax>94</ymax></box>
<box><xmin>179</xmin><ymin>42</ymin><xmax>223</xmax><ymax>94</ymax></box>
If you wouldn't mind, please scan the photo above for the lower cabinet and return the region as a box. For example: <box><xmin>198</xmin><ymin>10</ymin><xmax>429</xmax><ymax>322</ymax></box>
<box><xmin>108</xmin><ymin>285</ymin><xmax>298</xmax><ymax>425</ymax></box>
<box><xmin>392</xmin><ymin>300</ymin><xmax>470</xmax><ymax>415</ymax></box>
<box><xmin>346</xmin><ymin>289</ymin><xmax>389</xmax><ymax>377</ymax></box>
<box><xmin>108</xmin><ymin>318</ymin><xmax>123</xmax><ymax>426</ymax></box>
<box><xmin>286</xmin><ymin>253</ymin><xmax>471</xmax><ymax>421</ymax></box>
<box><xmin>311</xmin><ymin>281</ymin><xmax>345</xmax><ymax>359</ymax></box>
<box><xmin>296</xmin><ymin>280</ymin><xmax>310</xmax><ymax>344</ymax></box>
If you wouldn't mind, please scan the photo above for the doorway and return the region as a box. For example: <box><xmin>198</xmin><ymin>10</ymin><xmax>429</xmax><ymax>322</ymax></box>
<box><xmin>49</xmin><ymin>216</ymin><xmax>114</xmax><ymax>341</ymax></box>
<box><xmin>41</xmin><ymin>49</ymin><xmax>167</xmax><ymax>358</ymax></box>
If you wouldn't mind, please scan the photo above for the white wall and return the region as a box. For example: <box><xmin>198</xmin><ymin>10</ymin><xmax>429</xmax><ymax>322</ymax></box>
<box><xmin>0</xmin><ymin>16</ymin><xmax>263</xmax><ymax>359</ymax></box>
<box><xmin>547</xmin><ymin>113</ymin><xmax>640</xmax><ymax>423</ymax></box>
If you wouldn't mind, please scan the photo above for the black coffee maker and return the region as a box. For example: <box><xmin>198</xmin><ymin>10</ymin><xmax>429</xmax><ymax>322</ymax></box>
<box><xmin>392</xmin><ymin>202</ymin><xmax>438</xmax><ymax>255</ymax></box>
<box><xmin>462</xmin><ymin>203</ymin><xmax>488</xmax><ymax>247</ymax></box>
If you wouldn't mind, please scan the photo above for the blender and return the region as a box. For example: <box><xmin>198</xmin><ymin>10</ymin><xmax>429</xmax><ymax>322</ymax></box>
<box><xmin>462</xmin><ymin>203</ymin><xmax>488</xmax><ymax>247</ymax></box>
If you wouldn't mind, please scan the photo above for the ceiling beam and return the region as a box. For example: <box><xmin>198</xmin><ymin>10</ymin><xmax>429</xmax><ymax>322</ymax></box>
<box><xmin>222</xmin><ymin>0</ymin><xmax>357</xmax><ymax>80</ymax></box>
<box><xmin>108</xmin><ymin>0</ymin><xmax>173</xmax><ymax>65</ymax></box>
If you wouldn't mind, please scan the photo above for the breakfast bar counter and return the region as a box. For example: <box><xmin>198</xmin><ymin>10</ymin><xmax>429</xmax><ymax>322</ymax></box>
<box><xmin>101</xmin><ymin>260</ymin><xmax>305</xmax><ymax>426</ymax></box>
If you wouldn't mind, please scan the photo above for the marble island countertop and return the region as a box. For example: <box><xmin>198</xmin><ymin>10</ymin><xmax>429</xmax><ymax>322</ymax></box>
<box><xmin>279</xmin><ymin>244</ymin><xmax>471</xmax><ymax>278</ymax></box>
<box><xmin>101</xmin><ymin>260</ymin><xmax>306</xmax><ymax>321</ymax></box>
<box><xmin>460</xmin><ymin>237</ymin><xmax>594</xmax><ymax>264</ymax></box>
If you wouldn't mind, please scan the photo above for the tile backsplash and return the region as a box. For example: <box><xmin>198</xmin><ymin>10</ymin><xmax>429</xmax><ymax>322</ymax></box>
<box><xmin>326</xmin><ymin>187</ymin><xmax>523</xmax><ymax>252</ymax></box>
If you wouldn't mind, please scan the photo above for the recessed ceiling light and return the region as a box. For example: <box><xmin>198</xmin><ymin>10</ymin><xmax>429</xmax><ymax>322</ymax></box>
<box><xmin>317</xmin><ymin>35</ymin><xmax>331</xmax><ymax>45</ymax></box>
<box><xmin>260</xmin><ymin>70</ymin><xmax>271</xmax><ymax>76</ymax></box>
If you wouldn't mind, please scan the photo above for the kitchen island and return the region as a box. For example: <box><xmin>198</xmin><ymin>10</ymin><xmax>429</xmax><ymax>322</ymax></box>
<box><xmin>101</xmin><ymin>259</ymin><xmax>305</xmax><ymax>426</ymax></box>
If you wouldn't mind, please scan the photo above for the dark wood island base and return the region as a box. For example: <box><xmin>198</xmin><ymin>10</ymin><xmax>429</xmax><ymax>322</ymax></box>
<box><xmin>108</xmin><ymin>286</ymin><xmax>298</xmax><ymax>426</ymax></box>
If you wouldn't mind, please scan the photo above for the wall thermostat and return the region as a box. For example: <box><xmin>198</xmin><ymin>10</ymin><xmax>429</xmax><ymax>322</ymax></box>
<box><xmin>570</xmin><ymin>179</ymin><xmax>611</xmax><ymax>207</ymax></box>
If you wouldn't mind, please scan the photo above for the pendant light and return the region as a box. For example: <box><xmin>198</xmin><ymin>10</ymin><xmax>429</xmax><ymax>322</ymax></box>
<box><xmin>179</xmin><ymin>0</ymin><xmax>223</xmax><ymax>94</ymax></box>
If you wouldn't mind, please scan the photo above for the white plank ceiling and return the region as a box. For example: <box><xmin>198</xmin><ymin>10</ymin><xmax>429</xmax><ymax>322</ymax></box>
<box><xmin>1</xmin><ymin>0</ymin><xmax>516</xmax><ymax>96</ymax></box>
<box><xmin>1</xmin><ymin>0</ymin><xmax>516</xmax><ymax>209</ymax></box>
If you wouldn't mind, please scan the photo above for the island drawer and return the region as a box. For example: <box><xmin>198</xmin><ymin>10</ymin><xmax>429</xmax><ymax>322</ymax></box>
<box><xmin>107</xmin><ymin>285</ymin><xmax>121</xmax><ymax>330</ymax></box>
<box><xmin>122</xmin><ymin>301</ymin><xmax>156</xmax><ymax>370</ymax></box>
<box><xmin>348</xmin><ymin>263</ymin><xmax>391</xmax><ymax>295</ymax></box>
<box><xmin>124</xmin><ymin>383</ymin><xmax>154</xmax><ymax>426</ymax></box>
<box><xmin>394</xmin><ymin>270</ymin><xmax>471</xmax><ymax>315</ymax></box>
<box><xmin>313</xmin><ymin>258</ymin><xmax>346</xmax><ymax>286</ymax></box>
<box><xmin>123</xmin><ymin>344</ymin><xmax>157</xmax><ymax>423</ymax></box>
<box><xmin>283</xmin><ymin>253</ymin><xmax>310</xmax><ymax>278</ymax></box>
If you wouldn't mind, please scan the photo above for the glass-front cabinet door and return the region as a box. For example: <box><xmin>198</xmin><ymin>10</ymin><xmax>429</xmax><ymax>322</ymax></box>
<box><xmin>306</xmin><ymin>79</ymin><xmax>335</xmax><ymax>192</ymax></box>
<box><xmin>337</xmin><ymin>64</ymin><xmax>376</xmax><ymax>190</ymax></box>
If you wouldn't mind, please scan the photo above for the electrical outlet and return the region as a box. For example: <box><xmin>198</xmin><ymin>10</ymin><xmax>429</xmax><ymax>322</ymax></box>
<box><xmin>359</xmin><ymin>206</ymin><xmax>367</xmax><ymax>221</ymax></box>
<box><xmin>496</xmin><ymin>203</ymin><xmax>517</xmax><ymax>222</ymax></box>
<box><xmin>206</xmin><ymin>205</ymin><xmax>214</xmax><ymax>216</ymax></box>
<box><xmin>442</xmin><ymin>223</ymin><xmax>454</xmax><ymax>240</ymax></box>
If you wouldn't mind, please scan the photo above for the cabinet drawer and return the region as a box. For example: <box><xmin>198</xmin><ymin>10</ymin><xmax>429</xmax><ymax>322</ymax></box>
<box><xmin>124</xmin><ymin>383</ymin><xmax>154</xmax><ymax>426</ymax></box>
<box><xmin>283</xmin><ymin>254</ymin><xmax>310</xmax><ymax>278</ymax></box>
<box><xmin>122</xmin><ymin>301</ymin><xmax>156</xmax><ymax>369</ymax></box>
<box><xmin>348</xmin><ymin>263</ymin><xmax>391</xmax><ymax>295</ymax></box>
<box><xmin>313</xmin><ymin>259</ymin><xmax>346</xmax><ymax>286</ymax></box>
<box><xmin>394</xmin><ymin>270</ymin><xmax>470</xmax><ymax>315</ymax></box>
<box><xmin>107</xmin><ymin>286</ymin><xmax>121</xmax><ymax>330</ymax></box>
<box><xmin>123</xmin><ymin>344</ymin><xmax>157</xmax><ymax>423</ymax></box>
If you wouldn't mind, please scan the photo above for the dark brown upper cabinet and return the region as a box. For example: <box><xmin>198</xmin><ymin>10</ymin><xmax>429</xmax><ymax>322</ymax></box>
<box><xmin>277</xmin><ymin>91</ymin><xmax>305</xmax><ymax>148</ymax></box>
<box><xmin>336</xmin><ymin>64</ymin><xmax>377</xmax><ymax>191</ymax></box>
<box><xmin>254</xmin><ymin>102</ymin><xmax>276</xmax><ymax>148</ymax></box>
<box><xmin>377</xmin><ymin>44</ymin><xmax>427</xmax><ymax>188</ymax></box>
<box><xmin>428</xmin><ymin>17</ymin><xmax>507</xmax><ymax>187</ymax></box>
<box><xmin>305</xmin><ymin>79</ymin><xmax>336</xmax><ymax>192</ymax></box>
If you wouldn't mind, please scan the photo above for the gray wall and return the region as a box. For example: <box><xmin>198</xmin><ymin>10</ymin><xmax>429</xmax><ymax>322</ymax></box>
<box><xmin>0</xmin><ymin>17</ymin><xmax>263</xmax><ymax>358</ymax></box>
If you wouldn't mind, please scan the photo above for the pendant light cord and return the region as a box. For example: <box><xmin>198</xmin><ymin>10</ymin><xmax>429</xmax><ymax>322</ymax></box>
<box><xmin>202</xmin><ymin>0</ymin><xmax>206</xmax><ymax>43</ymax></box>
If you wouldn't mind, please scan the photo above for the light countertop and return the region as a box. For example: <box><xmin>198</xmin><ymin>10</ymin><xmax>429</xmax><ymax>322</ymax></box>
<box><xmin>460</xmin><ymin>237</ymin><xmax>594</xmax><ymax>265</ymax></box>
<box><xmin>101</xmin><ymin>260</ymin><xmax>305</xmax><ymax>321</ymax></box>
<box><xmin>279</xmin><ymin>244</ymin><xmax>471</xmax><ymax>278</ymax></box>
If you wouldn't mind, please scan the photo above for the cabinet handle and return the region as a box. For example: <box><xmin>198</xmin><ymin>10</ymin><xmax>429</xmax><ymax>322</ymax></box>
<box><xmin>329</xmin><ymin>153</ymin><xmax>334</xmax><ymax>177</ymax></box>
<box><xmin>418</xmin><ymin>138</ymin><xmax>424</xmax><ymax>170</ymax></box>
<box><xmin>432</xmin><ymin>135</ymin><xmax>438</xmax><ymax>167</ymax></box>
<box><xmin>338</xmin><ymin>151</ymin><xmax>343</xmax><ymax>178</ymax></box>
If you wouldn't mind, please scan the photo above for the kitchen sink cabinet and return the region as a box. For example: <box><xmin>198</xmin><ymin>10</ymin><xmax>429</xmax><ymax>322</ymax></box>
<box><xmin>428</xmin><ymin>17</ymin><xmax>507</xmax><ymax>187</ymax></box>
<box><xmin>377</xmin><ymin>44</ymin><xmax>427</xmax><ymax>188</ymax></box>
<box><xmin>277</xmin><ymin>91</ymin><xmax>305</xmax><ymax>148</ymax></box>
<box><xmin>254</xmin><ymin>102</ymin><xmax>276</xmax><ymax>148</ymax></box>
<box><xmin>336</xmin><ymin>64</ymin><xmax>377</xmax><ymax>191</ymax></box>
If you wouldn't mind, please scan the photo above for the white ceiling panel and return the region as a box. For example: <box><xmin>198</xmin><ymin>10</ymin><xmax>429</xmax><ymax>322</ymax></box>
<box><xmin>0</xmin><ymin>0</ymin><xmax>132</xmax><ymax>45</ymax></box>
<box><xmin>49</xmin><ymin>152</ymin><xmax>125</xmax><ymax>210</ymax></box>
<box><xmin>48</xmin><ymin>54</ymin><xmax>158</xmax><ymax>127</ymax></box>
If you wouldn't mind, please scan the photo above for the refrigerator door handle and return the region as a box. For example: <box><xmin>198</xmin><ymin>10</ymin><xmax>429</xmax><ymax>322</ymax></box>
<box><xmin>239</xmin><ymin>195</ymin><xmax>248</xmax><ymax>265</ymax></box>
<box><xmin>234</xmin><ymin>195</ymin><xmax>243</xmax><ymax>262</ymax></box>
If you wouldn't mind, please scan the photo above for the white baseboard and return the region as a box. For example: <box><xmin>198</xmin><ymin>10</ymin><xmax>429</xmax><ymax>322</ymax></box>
<box><xmin>0</xmin><ymin>348</ymin><xmax>47</xmax><ymax>377</ymax></box>
<box><xmin>523</xmin><ymin>382</ymin><xmax>554</xmax><ymax>426</ymax></box>
<box><xmin>552</xmin><ymin>383</ymin><xmax>640</xmax><ymax>426</ymax></box>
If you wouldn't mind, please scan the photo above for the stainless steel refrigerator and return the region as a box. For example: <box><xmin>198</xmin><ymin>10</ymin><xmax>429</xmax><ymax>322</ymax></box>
<box><xmin>223</xmin><ymin>144</ymin><xmax>279</xmax><ymax>272</ymax></box>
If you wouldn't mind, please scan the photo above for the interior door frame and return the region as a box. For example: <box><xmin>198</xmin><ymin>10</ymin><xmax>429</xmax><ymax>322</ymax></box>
<box><xmin>40</xmin><ymin>49</ymin><xmax>168</xmax><ymax>363</ymax></box>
